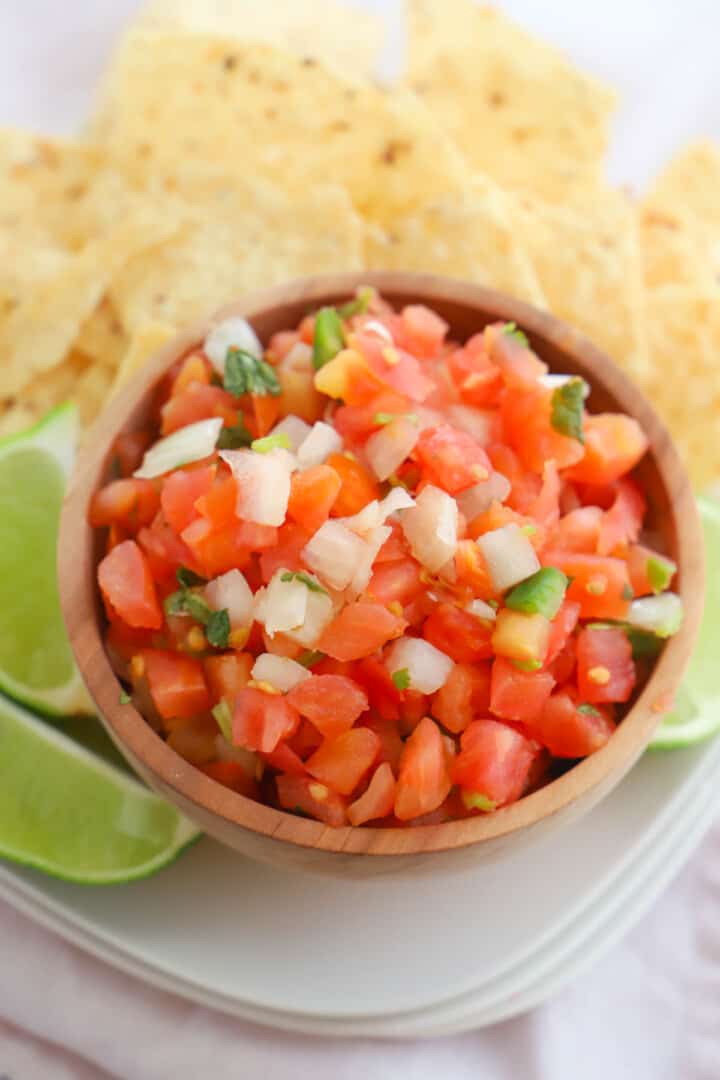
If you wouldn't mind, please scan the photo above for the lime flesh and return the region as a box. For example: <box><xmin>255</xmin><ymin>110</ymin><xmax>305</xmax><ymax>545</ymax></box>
<box><xmin>0</xmin><ymin>693</ymin><xmax>199</xmax><ymax>884</ymax></box>
<box><xmin>650</xmin><ymin>496</ymin><xmax>720</xmax><ymax>749</ymax></box>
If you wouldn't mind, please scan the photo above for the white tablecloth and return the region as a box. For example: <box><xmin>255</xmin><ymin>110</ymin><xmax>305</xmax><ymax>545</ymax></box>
<box><xmin>1</xmin><ymin>2</ymin><xmax>719</xmax><ymax>1076</ymax></box>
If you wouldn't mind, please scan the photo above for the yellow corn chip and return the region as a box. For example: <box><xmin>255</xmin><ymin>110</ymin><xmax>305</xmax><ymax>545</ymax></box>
<box><xmin>645</xmin><ymin>141</ymin><xmax>720</xmax><ymax>227</ymax></box>
<box><xmin>113</xmin><ymin>322</ymin><xmax>176</xmax><ymax>393</ymax></box>
<box><xmin>0</xmin><ymin>352</ymin><xmax>90</xmax><ymax>437</ymax></box>
<box><xmin>74</xmin><ymin>298</ymin><xmax>129</xmax><ymax>371</ymax></box>
<box><xmin>404</xmin><ymin>1</ymin><xmax>615</xmax><ymax>202</ymax></box>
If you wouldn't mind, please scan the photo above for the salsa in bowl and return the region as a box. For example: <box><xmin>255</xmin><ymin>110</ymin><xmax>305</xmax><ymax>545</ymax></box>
<box><xmin>61</xmin><ymin>274</ymin><xmax>703</xmax><ymax>872</ymax></box>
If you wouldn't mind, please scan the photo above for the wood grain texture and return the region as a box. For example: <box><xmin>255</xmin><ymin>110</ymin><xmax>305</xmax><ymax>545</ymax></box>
<box><xmin>58</xmin><ymin>272</ymin><xmax>705</xmax><ymax>877</ymax></box>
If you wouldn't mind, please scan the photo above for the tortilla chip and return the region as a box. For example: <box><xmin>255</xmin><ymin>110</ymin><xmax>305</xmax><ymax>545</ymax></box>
<box><xmin>404</xmin><ymin>1</ymin><xmax>616</xmax><ymax>202</ymax></box>
<box><xmin>113</xmin><ymin>322</ymin><xmax>176</xmax><ymax>393</ymax></box>
<box><xmin>0</xmin><ymin>352</ymin><xmax>90</xmax><ymax>437</ymax></box>
<box><xmin>136</xmin><ymin>0</ymin><xmax>386</xmax><ymax>80</ymax></box>
<box><xmin>75</xmin><ymin>298</ymin><xmax>129</xmax><ymax>370</ymax></box>
<box><xmin>109</xmin><ymin>179</ymin><xmax>364</xmax><ymax>334</ymax></box>
<box><xmin>365</xmin><ymin>175</ymin><xmax>546</xmax><ymax>307</ymax></box>
<box><xmin>90</xmin><ymin>32</ymin><xmax>465</xmax><ymax>224</ymax></box>
<box><xmin>645</xmin><ymin>141</ymin><xmax>720</xmax><ymax>227</ymax></box>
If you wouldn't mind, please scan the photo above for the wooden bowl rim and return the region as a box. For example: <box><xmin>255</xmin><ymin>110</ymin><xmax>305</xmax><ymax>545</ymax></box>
<box><xmin>59</xmin><ymin>271</ymin><xmax>705</xmax><ymax>857</ymax></box>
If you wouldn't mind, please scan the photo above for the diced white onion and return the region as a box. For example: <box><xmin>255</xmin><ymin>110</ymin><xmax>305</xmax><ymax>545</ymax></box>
<box><xmin>414</xmin><ymin>406</ymin><xmax>445</xmax><ymax>431</ymax></box>
<box><xmin>362</xmin><ymin>319</ymin><xmax>393</xmax><ymax>343</ymax></box>
<box><xmin>204</xmin><ymin>316</ymin><xmax>263</xmax><ymax>373</ymax></box>
<box><xmin>203</xmin><ymin>569</ymin><xmax>254</xmax><ymax>629</ymax></box>
<box><xmin>251</xmin><ymin>653</ymin><xmax>311</xmax><ymax>692</ymax></box>
<box><xmin>627</xmin><ymin>593</ymin><xmax>684</xmax><ymax>638</ymax></box>
<box><xmin>476</xmin><ymin>524</ymin><xmax>540</xmax><ymax>592</ymax></box>
<box><xmin>344</xmin><ymin>488</ymin><xmax>415</xmax><ymax>535</ymax></box>
<box><xmin>538</xmin><ymin>373</ymin><xmax>573</xmax><ymax>389</ymax></box>
<box><xmin>133</xmin><ymin>418</ymin><xmax>223</xmax><ymax>479</ymax></box>
<box><xmin>466</xmin><ymin>598</ymin><xmax>497</xmax><ymax>622</ymax></box>
<box><xmin>297</xmin><ymin>421</ymin><xmax>343</xmax><ymax>469</ymax></box>
<box><xmin>455</xmin><ymin>472</ymin><xmax>511</xmax><ymax>521</ymax></box>
<box><xmin>401</xmin><ymin>484</ymin><xmax>458</xmax><ymax>573</ymax></box>
<box><xmin>385</xmin><ymin>637</ymin><xmax>453</xmax><ymax>695</ymax></box>
<box><xmin>365</xmin><ymin>418</ymin><xmax>419</xmax><ymax>481</ymax></box>
<box><xmin>284</xmin><ymin>588</ymin><xmax>335</xmax><ymax>647</ymax></box>
<box><xmin>220</xmin><ymin>447</ymin><xmax>296</xmax><ymax>526</ymax></box>
<box><xmin>348</xmin><ymin>525</ymin><xmax>392</xmax><ymax>597</ymax></box>
<box><xmin>254</xmin><ymin>569</ymin><xmax>308</xmax><ymax>636</ymax></box>
<box><xmin>302</xmin><ymin>520</ymin><xmax>369</xmax><ymax>591</ymax></box>
<box><xmin>445</xmin><ymin>404</ymin><xmax>495</xmax><ymax>446</ymax></box>
<box><xmin>269</xmin><ymin>415</ymin><xmax>312</xmax><ymax>452</ymax></box>
<box><xmin>381</xmin><ymin>487</ymin><xmax>415</xmax><ymax>518</ymax></box>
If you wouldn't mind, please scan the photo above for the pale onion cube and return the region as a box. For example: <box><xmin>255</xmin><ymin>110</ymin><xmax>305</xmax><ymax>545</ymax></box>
<box><xmin>204</xmin><ymin>316</ymin><xmax>263</xmax><ymax>373</ymax></box>
<box><xmin>256</xmin><ymin>570</ymin><xmax>308</xmax><ymax>636</ymax></box>
<box><xmin>344</xmin><ymin>488</ymin><xmax>415</xmax><ymax>536</ymax></box>
<box><xmin>284</xmin><ymin>589</ymin><xmax>335</xmax><ymax>647</ymax></box>
<box><xmin>362</xmin><ymin>319</ymin><xmax>393</xmax><ymax>343</ymax></box>
<box><xmin>220</xmin><ymin>447</ymin><xmax>296</xmax><ymax>526</ymax></box>
<box><xmin>251</xmin><ymin>654</ymin><xmax>312</xmax><ymax>692</ymax></box>
<box><xmin>349</xmin><ymin>525</ymin><xmax>392</xmax><ymax>597</ymax></box>
<box><xmin>385</xmin><ymin>637</ymin><xmax>453</xmax><ymax>695</ymax></box>
<box><xmin>302</xmin><ymin>520</ymin><xmax>369</xmax><ymax>591</ymax></box>
<box><xmin>456</xmin><ymin>472</ymin><xmax>512</xmax><ymax>521</ymax></box>
<box><xmin>365</xmin><ymin>418</ymin><xmax>419</xmax><ymax>481</ymax></box>
<box><xmin>133</xmin><ymin>418</ymin><xmax>223</xmax><ymax>480</ymax></box>
<box><xmin>297</xmin><ymin>421</ymin><xmax>343</xmax><ymax>469</ymax></box>
<box><xmin>476</xmin><ymin>524</ymin><xmax>540</xmax><ymax>592</ymax></box>
<box><xmin>401</xmin><ymin>484</ymin><xmax>458</xmax><ymax>573</ymax></box>
<box><xmin>203</xmin><ymin>569</ymin><xmax>254</xmax><ymax>629</ymax></box>
<box><xmin>269</xmin><ymin>415</ymin><xmax>312</xmax><ymax>452</ymax></box>
<box><xmin>445</xmin><ymin>404</ymin><xmax>495</xmax><ymax>446</ymax></box>
<box><xmin>538</xmin><ymin>373</ymin><xmax>574</xmax><ymax>389</ymax></box>
<box><xmin>466</xmin><ymin>598</ymin><xmax>497</xmax><ymax>622</ymax></box>
<box><xmin>380</xmin><ymin>487</ymin><xmax>415</xmax><ymax>518</ymax></box>
<box><xmin>627</xmin><ymin>593</ymin><xmax>684</xmax><ymax>638</ymax></box>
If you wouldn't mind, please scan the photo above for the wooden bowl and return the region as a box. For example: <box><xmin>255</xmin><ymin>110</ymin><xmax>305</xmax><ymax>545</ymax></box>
<box><xmin>59</xmin><ymin>272</ymin><xmax>704</xmax><ymax>877</ymax></box>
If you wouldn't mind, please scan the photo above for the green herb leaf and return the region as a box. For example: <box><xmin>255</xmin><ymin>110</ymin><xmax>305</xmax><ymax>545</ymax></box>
<box><xmin>176</xmin><ymin>566</ymin><xmax>207</xmax><ymax>589</ymax></box>
<box><xmin>212</xmin><ymin>700</ymin><xmax>233</xmax><ymax>741</ymax></box>
<box><xmin>183</xmin><ymin>591</ymin><xmax>214</xmax><ymax>624</ymax></box>
<box><xmin>206</xmin><ymin>608</ymin><xmax>231</xmax><ymax>649</ymax></box>
<box><xmin>297</xmin><ymin>649</ymin><xmax>325</xmax><ymax>668</ymax></box>
<box><xmin>163</xmin><ymin>590</ymin><xmax>187</xmax><ymax>617</ymax></box>
<box><xmin>338</xmin><ymin>285</ymin><xmax>375</xmax><ymax>319</ymax></box>
<box><xmin>216</xmin><ymin>417</ymin><xmax>253</xmax><ymax>449</ymax></box>
<box><xmin>505</xmin><ymin>567</ymin><xmax>568</xmax><ymax>619</ymax></box>
<box><xmin>647</xmin><ymin>554</ymin><xmax>676</xmax><ymax>594</ymax></box>
<box><xmin>550</xmin><ymin>377</ymin><xmax>588</xmax><ymax>444</ymax></box>
<box><xmin>251</xmin><ymin>432</ymin><xmax>292</xmax><ymax>453</ymax></box>
<box><xmin>626</xmin><ymin>626</ymin><xmax>663</xmax><ymax>659</ymax></box>
<box><xmin>224</xmin><ymin>348</ymin><xmax>281</xmax><ymax>397</ymax></box>
<box><xmin>374</xmin><ymin>411</ymin><xmax>418</xmax><ymax>426</ymax></box>
<box><xmin>578</xmin><ymin>703</ymin><xmax>601</xmax><ymax>717</ymax></box>
<box><xmin>312</xmin><ymin>307</ymin><xmax>345</xmax><ymax>370</ymax></box>
<box><xmin>119</xmin><ymin>690</ymin><xmax>132</xmax><ymax>705</ymax></box>
<box><xmin>512</xmin><ymin>658</ymin><xmax>544</xmax><ymax>672</ymax></box>
<box><xmin>391</xmin><ymin>668</ymin><xmax>411</xmax><ymax>691</ymax></box>
<box><xmin>280</xmin><ymin>571</ymin><xmax>329</xmax><ymax>595</ymax></box>
<box><xmin>461</xmin><ymin>791</ymin><xmax>498</xmax><ymax>812</ymax></box>
<box><xmin>502</xmin><ymin>321</ymin><xmax>529</xmax><ymax>347</ymax></box>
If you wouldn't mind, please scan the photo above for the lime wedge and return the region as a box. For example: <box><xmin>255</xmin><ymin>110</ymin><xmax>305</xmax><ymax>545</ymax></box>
<box><xmin>0</xmin><ymin>403</ymin><xmax>91</xmax><ymax>715</ymax></box>
<box><xmin>650</xmin><ymin>496</ymin><xmax>720</xmax><ymax>749</ymax></box>
<box><xmin>0</xmin><ymin>693</ymin><xmax>199</xmax><ymax>883</ymax></box>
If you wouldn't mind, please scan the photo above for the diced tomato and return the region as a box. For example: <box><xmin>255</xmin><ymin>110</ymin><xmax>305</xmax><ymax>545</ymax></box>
<box><xmin>397</xmin><ymin>304</ymin><xmax>448</xmax><ymax>358</ymax></box>
<box><xmin>286</xmin><ymin>718</ymin><xmax>323</xmax><ymax>759</ymax></box>
<box><xmin>423</xmin><ymin>603</ymin><xmax>494</xmax><ymax>664</ymax></box>
<box><xmin>360</xmin><ymin>714</ymin><xmax>404</xmax><ymax>771</ymax></box>
<box><xmin>232</xmin><ymin>687</ymin><xmax>300</xmax><ymax>753</ymax></box>
<box><xmin>530</xmin><ymin>690</ymin><xmax>615</xmax><ymax>757</ymax></box>
<box><xmin>549</xmin><ymin>639</ymin><xmax>577</xmax><ymax>685</ymax></box>
<box><xmin>467</xmin><ymin>502</ymin><xmax>546</xmax><ymax>552</ymax></box>
<box><xmin>161</xmin><ymin>383</ymin><xmax>238</xmax><ymax>436</ymax></box>
<box><xmin>527</xmin><ymin>461</ymin><xmax>560</xmax><ymax>529</ymax></box>
<box><xmin>367</xmin><ymin>558</ymin><xmax>423</xmax><ymax>606</ymax></box>
<box><xmin>160</xmin><ymin>465</ymin><xmax>216</xmax><ymax>535</ymax></box>
<box><xmin>576</xmin><ymin>627</ymin><xmax>636</xmax><ymax>704</ymax></box>
<box><xmin>431</xmin><ymin>661</ymin><xmax>492</xmax><ymax>734</ymax></box>
<box><xmin>542</xmin><ymin>552</ymin><xmax>632</xmax><ymax>620</ymax></box>
<box><xmin>394</xmin><ymin>716</ymin><xmax>452</xmax><ymax>821</ymax></box>
<box><xmin>354</xmin><ymin>331</ymin><xmax>434</xmax><ymax>403</ymax></box>
<box><xmin>182</xmin><ymin>517</ymin><xmax>275</xmax><ymax>578</ymax></box>
<box><xmin>566</xmin><ymin>414</ymin><xmax>649</xmax><ymax>486</ymax></box>
<box><xmin>105</xmin><ymin>620</ymin><xmax>156</xmax><ymax>672</ymax></box>
<box><xmin>501</xmin><ymin>385</ymin><xmax>585</xmax><ymax>474</ymax></box>
<box><xmin>490</xmin><ymin>657</ymin><xmax>556</xmax><ymax>722</ymax></box>
<box><xmin>194</xmin><ymin>474</ymin><xmax>238</xmax><ymax>531</ymax></box>
<box><xmin>276</xmin><ymin>774</ymin><xmax>348</xmax><ymax>826</ymax></box>
<box><xmin>374</xmin><ymin>522</ymin><xmax>409</xmax><ymax>563</ymax></box>
<box><xmin>171</xmin><ymin>353</ymin><xmax>211</xmax><ymax>396</ymax></box>
<box><xmin>89</xmin><ymin>478</ymin><xmax>160</xmax><ymax>531</ymax></box>
<box><xmin>454</xmin><ymin>540</ymin><xmax>496</xmax><ymax>597</ymax></box>
<box><xmin>414</xmin><ymin>424</ymin><xmax>491</xmax><ymax>494</ymax></box>
<box><xmin>250</xmin><ymin>393</ymin><xmax>281</xmax><ymax>438</ymax></box>
<box><xmin>352</xmin><ymin>656</ymin><xmax>402</xmax><ymax>721</ymax></box>
<box><xmin>200</xmin><ymin>760</ymin><xmax>259</xmax><ymax>799</ymax></box>
<box><xmin>260</xmin><ymin>522</ymin><xmax>311</xmax><ymax>583</ymax></box>
<box><xmin>287</xmin><ymin>674</ymin><xmax>369</xmax><ymax>740</ymax></box>
<box><xmin>306</xmin><ymin>728</ymin><xmax>380</xmax><ymax>796</ymax></box>
<box><xmin>203</xmin><ymin>652</ymin><xmax>253</xmax><ymax>705</ymax></box>
<box><xmin>141</xmin><ymin>649</ymin><xmax>210</xmax><ymax>720</ymax></box>
<box><xmin>549</xmin><ymin>506</ymin><xmax>603</xmax><ymax>553</ymax></box>
<box><xmin>318</xmin><ymin>602</ymin><xmax>406</xmax><ymax>662</ymax></box>
<box><xmin>268</xmin><ymin>329</ymin><xmax>301</xmax><ymax>361</ymax></box>
<box><xmin>484</xmin><ymin>323</ymin><xmax>548</xmax><ymax>389</ymax></box>
<box><xmin>453</xmin><ymin>718</ymin><xmax>537</xmax><ymax>805</ymax></box>
<box><xmin>98</xmin><ymin>540</ymin><xmax>163</xmax><ymax>630</ymax></box>
<box><xmin>326</xmin><ymin>453</ymin><xmax>380</xmax><ymax>516</ymax></box>
<box><xmin>262</xmin><ymin>741</ymin><xmax>308</xmax><ymax>777</ymax></box>
<box><xmin>486</xmin><ymin>443</ymin><xmax>540</xmax><ymax>514</ymax></box>
<box><xmin>137</xmin><ymin>514</ymin><xmax>200</xmax><ymax>585</ymax></box>
<box><xmin>596</xmin><ymin>479</ymin><xmax>646</xmax><ymax>556</ymax></box>
<box><xmin>448</xmin><ymin>336</ymin><xmax>504</xmax><ymax>408</ymax></box>
<box><xmin>545</xmin><ymin>600</ymin><xmax>581</xmax><ymax>665</ymax></box>
<box><xmin>627</xmin><ymin>543</ymin><xmax>677</xmax><ymax>597</ymax></box>
<box><xmin>348</xmin><ymin>763</ymin><xmax>397</xmax><ymax>826</ymax></box>
<box><xmin>287</xmin><ymin>464</ymin><xmax>341</xmax><ymax>534</ymax></box>
<box><xmin>400</xmin><ymin>689</ymin><xmax>429</xmax><ymax>732</ymax></box>
<box><xmin>110</xmin><ymin>431</ymin><xmax>152</xmax><ymax>478</ymax></box>
<box><xmin>333</xmin><ymin>391</ymin><xmax>411</xmax><ymax>444</ymax></box>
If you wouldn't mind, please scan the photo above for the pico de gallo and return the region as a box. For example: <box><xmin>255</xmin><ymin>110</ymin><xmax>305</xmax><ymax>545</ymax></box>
<box><xmin>92</xmin><ymin>287</ymin><xmax>684</xmax><ymax>827</ymax></box>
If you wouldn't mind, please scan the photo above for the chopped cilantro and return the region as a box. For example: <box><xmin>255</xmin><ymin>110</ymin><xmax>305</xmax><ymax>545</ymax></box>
<box><xmin>550</xmin><ymin>377</ymin><xmax>588</xmax><ymax>444</ymax></box>
<box><xmin>647</xmin><ymin>554</ymin><xmax>676</xmax><ymax>594</ymax></box>
<box><xmin>338</xmin><ymin>286</ymin><xmax>375</xmax><ymax>319</ymax></box>
<box><xmin>280</xmin><ymin>571</ymin><xmax>328</xmax><ymax>595</ymax></box>
<box><xmin>216</xmin><ymin>417</ymin><xmax>253</xmax><ymax>449</ymax></box>
<box><xmin>251</xmin><ymin>432</ymin><xmax>291</xmax><ymax>453</ymax></box>
<box><xmin>119</xmin><ymin>690</ymin><xmax>132</xmax><ymax>705</ymax></box>
<box><xmin>165</xmin><ymin>580</ymin><xmax>230</xmax><ymax>648</ymax></box>
<box><xmin>578</xmin><ymin>704</ymin><xmax>601</xmax><ymax>718</ymax></box>
<box><xmin>312</xmin><ymin>307</ymin><xmax>345</xmax><ymax>370</ymax></box>
<box><xmin>212</xmin><ymin>700</ymin><xmax>233</xmax><ymax>741</ymax></box>
<box><xmin>502</xmin><ymin>321</ymin><xmax>529</xmax><ymax>347</ymax></box>
<box><xmin>206</xmin><ymin>608</ymin><xmax>231</xmax><ymax>649</ymax></box>
<box><xmin>176</xmin><ymin>566</ymin><xmax>207</xmax><ymax>589</ymax></box>
<box><xmin>298</xmin><ymin>649</ymin><xmax>325</xmax><ymax>668</ymax></box>
<box><xmin>224</xmin><ymin>347</ymin><xmax>281</xmax><ymax>397</ymax></box>
<box><xmin>391</xmin><ymin>668</ymin><xmax>411</xmax><ymax>691</ymax></box>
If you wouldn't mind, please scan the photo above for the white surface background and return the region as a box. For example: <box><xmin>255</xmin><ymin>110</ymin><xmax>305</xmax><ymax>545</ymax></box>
<box><xmin>1</xmin><ymin>2</ymin><xmax>719</xmax><ymax>1077</ymax></box>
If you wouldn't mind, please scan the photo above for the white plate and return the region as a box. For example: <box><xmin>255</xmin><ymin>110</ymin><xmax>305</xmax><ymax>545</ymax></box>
<box><xmin>1</xmin><ymin>732</ymin><xmax>719</xmax><ymax>1036</ymax></box>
